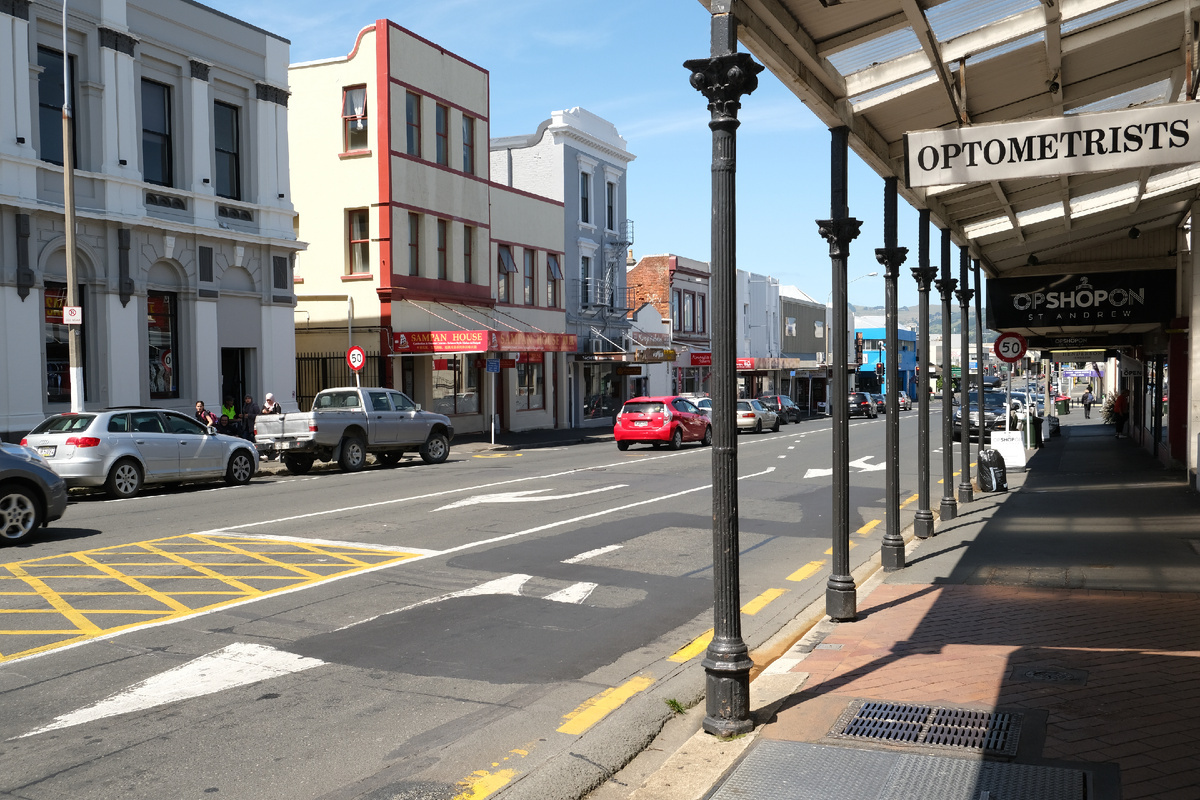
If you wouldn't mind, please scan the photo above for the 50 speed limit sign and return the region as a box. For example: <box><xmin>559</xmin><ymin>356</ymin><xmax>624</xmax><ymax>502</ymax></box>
<box><xmin>346</xmin><ymin>345</ymin><xmax>366</xmax><ymax>372</ymax></box>
<box><xmin>993</xmin><ymin>331</ymin><xmax>1027</xmax><ymax>363</ymax></box>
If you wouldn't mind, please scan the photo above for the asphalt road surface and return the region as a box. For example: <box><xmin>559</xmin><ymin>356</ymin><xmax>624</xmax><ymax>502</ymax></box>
<box><xmin>1</xmin><ymin>408</ymin><xmax>948</xmax><ymax>800</ymax></box>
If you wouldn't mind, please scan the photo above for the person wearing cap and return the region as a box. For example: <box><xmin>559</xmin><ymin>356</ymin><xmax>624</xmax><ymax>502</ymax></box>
<box><xmin>261</xmin><ymin>392</ymin><xmax>282</xmax><ymax>415</ymax></box>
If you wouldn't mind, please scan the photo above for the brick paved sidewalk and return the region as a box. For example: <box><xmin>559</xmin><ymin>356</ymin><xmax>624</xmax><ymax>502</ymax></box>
<box><xmin>764</xmin><ymin>583</ymin><xmax>1200</xmax><ymax>800</ymax></box>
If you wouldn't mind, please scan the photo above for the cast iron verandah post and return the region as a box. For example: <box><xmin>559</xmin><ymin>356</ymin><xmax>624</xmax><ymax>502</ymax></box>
<box><xmin>974</xmin><ymin>258</ymin><xmax>986</xmax><ymax>474</ymax></box>
<box><xmin>911</xmin><ymin>211</ymin><xmax>937</xmax><ymax>539</ymax></box>
<box><xmin>684</xmin><ymin>9</ymin><xmax>763</xmax><ymax>738</ymax></box>
<box><xmin>936</xmin><ymin>227</ymin><xmax>958</xmax><ymax>522</ymax></box>
<box><xmin>956</xmin><ymin>246</ymin><xmax>975</xmax><ymax>504</ymax></box>
<box><xmin>875</xmin><ymin>178</ymin><xmax>907</xmax><ymax>570</ymax></box>
<box><xmin>819</xmin><ymin>127</ymin><xmax>862</xmax><ymax>621</ymax></box>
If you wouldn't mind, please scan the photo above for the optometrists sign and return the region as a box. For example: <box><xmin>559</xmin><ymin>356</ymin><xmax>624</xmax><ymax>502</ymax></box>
<box><xmin>905</xmin><ymin>103</ymin><xmax>1200</xmax><ymax>187</ymax></box>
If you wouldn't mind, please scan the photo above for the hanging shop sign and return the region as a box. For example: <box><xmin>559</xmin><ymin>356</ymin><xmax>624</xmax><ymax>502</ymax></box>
<box><xmin>394</xmin><ymin>330</ymin><xmax>490</xmax><ymax>354</ymax></box>
<box><xmin>985</xmin><ymin>270</ymin><xmax>1175</xmax><ymax>329</ymax></box>
<box><xmin>633</xmin><ymin>348</ymin><xmax>677</xmax><ymax>363</ymax></box>
<box><xmin>905</xmin><ymin>103</ymin><xmax>1200</xmax><ymax>187</ymax></box>
<box><xmin>690</xmin><ymin>352</ymin><xmax>712</xmax><ymax>367</ymax></box>
<box><xmin>495</xmin><ymin>331</ymin><xmax>577</xmax><ymax>352</ymax></box>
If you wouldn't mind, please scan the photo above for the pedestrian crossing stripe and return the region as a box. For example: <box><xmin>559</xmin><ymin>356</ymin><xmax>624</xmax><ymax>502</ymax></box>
<box><xmin>0</xmin><ymin>534</ymin><xmax>425</xmax><ymax>663</ymax></box>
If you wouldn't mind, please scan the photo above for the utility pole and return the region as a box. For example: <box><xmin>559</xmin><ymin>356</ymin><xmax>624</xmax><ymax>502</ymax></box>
<box><xmin>63</xmin><ymin>1</ymin><xmax>85</xmax><ymax>412</ymax></box>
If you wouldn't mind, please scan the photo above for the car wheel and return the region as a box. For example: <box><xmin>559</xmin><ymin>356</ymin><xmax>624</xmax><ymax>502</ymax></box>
<box><xmin>338</xmin><ymin>435</ymin><xmax>367</xmax><ymax>472</ymax></box>
<box><xmin>420</xmin><ymin>432</ymin><xmax>450</xmax><ymax>464</ymax></box>
<box><xmin>668</xmin><ymin>427</ymin><xmax>683</xmax><ymax>450</ymax></box>
<box><xmin>771</xmin><ymin>417</ymin><xmax>780</xmax><ymax>432</ymax></box>
<box><xmin>378</xmin><ymin>452</ymin><xmax>403</xmax><ymax>467</ymax></box>
<box><xmin>754</xmin><ymin>420</ymin><xmax>762</xmax><ymax>434</ymax></box>
<box><xmin>702</xmin><ymin>426</ymin><xmax>712</xmax><ymax>446</ymax></box>
<box><xmin>225</xmin><ymin>449</ymin><xmax>255</xmax><ymax>485</ymax></box>
<box><xmin>106</xmin><ymin>458</ymin><xmax>143</xmax><ymax>499</ymax></box>
<box><xmin>282</xmin><ymin>455</ymin><xmax>314</xmax><ymax>475</ymax></box>
<box><xmin>617</xmin><ymin>441</ymin><xmax>630</xmax><ymax>451</ymax></box>
<box><xmin>0</xmin><ymin>483</ymin><xmax>41</xmax><ymax>542</ymax></box>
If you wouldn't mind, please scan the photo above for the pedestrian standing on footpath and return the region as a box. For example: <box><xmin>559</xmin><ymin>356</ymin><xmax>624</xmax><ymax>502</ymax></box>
<box><xmin>1082</xmin><ymin>389</ymin><xmax>1094</xmax><ymax>419</ymax></box>
<box><xmin>1113</xmin><ymin>388</ymin><xmax>1130</xmax><ymax>438</ymax></box>
<box><xmin>261</xmin><ymin>393</ymin><xmax>282</xmax><ymax>414</ymax></box>
<box><xmin>240</xmin><ymin>394</ymin><xmax>258</xmax><ymax>441</ymax></box>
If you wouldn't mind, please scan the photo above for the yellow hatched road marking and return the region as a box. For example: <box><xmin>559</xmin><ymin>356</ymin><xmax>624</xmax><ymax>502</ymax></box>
<box><xmin>787</xmin><ymin>560</ymin><xmax>825</xmax><ymax>582</ymax></box>
<box><xmin>856</xmin><ymin>519</ymin><xmax>881</xmax><ymax>535</ymax></box>
<box><xmin>741</xmin><ymin>587</ymin><xmax>786</xmax><ymax>615</ymax></box>
<box><xmin>3</xmin><ymin>564</ymin><xmax>100</xmax><ymax>635</ymax></box>
<box><xmin>0</xmin><ymin>534</ymin><xmax>424</xmax><ymax>663</ymax></box>
<box><xmin>558</xmin><ymin>676</ymin><xmax>654</xmax><ymax>735</ymax></box>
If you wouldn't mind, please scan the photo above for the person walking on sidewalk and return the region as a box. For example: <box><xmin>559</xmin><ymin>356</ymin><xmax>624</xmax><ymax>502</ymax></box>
<box><xmin>1112</xmin><ymin>388</ymin><xmax>1129</xmax><ymax>438</ymax></box>
<box><xmin>1082</xmin><ymin>388</ymin><xmax>1094</xmax><ymax>419</ymax></box>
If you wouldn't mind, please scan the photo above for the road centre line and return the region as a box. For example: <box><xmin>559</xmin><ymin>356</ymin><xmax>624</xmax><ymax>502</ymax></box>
<box><xmin>9</xmin><ymin>468</ymin><xmax>778</xmax><ymax>666</ymax></box>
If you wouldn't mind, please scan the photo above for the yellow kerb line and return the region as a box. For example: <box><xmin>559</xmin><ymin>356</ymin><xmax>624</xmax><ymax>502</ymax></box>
<box><xmin>668</xmin><ymin>588</ymin><xmax>787</xmax><ymax>662</ymax></box>
<box><xmin>825</xmin><ymin>541</ymin><xmax>858</xmax><ymax>555</ymax></box>
<box><xmin>856</xmin><ymin>519</ymin><xmax>881</xmax><ymax>536</ymax></box>
<box><xmin>787</xmin><ymin>560</ymin><xmax>825</xmax><ymax>582</ymax></box>
<box><xmin>900</xmin><ymin>494</ymin><xmax>918</xmax><ymax>508</ymax></box>
<box><xmin>741</xmin><ymin>587</ymin><xmax>786</xmax><ymax>615</ymax></box>
<box><xmin>557</xmin><ymin>676</ymin><xmax>654</xmax><ymax>735</ymax></box>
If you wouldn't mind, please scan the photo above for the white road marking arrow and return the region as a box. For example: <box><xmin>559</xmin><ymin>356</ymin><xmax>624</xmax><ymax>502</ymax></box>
<box><xmin>804</xmin><ymin>467</ymin><xmax>834</xmax><ymax>478</ymax></box>
<box><xmin>16</xmin><ymin>643</ymin><xmax>324</xmax><ymax>739</ymax></box>
<box><xmin>849</xmin><ymin>456</ymin><xmax>887</xmax><ymax>472</ymax></box>
<box><xmin>434</xmin><ymin>484</ymin><xmax>627</xmax><ymax>511</ymax></box>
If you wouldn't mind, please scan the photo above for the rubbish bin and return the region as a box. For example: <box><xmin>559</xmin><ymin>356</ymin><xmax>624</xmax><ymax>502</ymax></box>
<box><xmin>1056</xmin><ymin>398</ymin><xmax>1069</xmax><ymax>415</ymax></box>
<box><xmin>1020</xmin><ymin>416</ymin><xmax>1043</xmax><ymax>448</ymax></box>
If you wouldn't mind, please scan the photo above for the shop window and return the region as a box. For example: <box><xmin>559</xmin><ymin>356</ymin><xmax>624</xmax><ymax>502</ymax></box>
<box><xmin>405</xmin><ymin>92</ymin><xmax>421</xmax><ymax>157</ymax></box>
<box><xmin>523</xmin><ymin>250</ymin><xmax>535</xmax><ymax>305</ymax></box>
<box><xmin>431</xmin><ymin>357</ymin><xmax>480</xmax><ymax>415</ymax></box>
<box><xmin>37</xmin><ymin>47</ymin><xmax>76</xmax><ymax>167</ymax></box>
<box><xmin>498</xmin><ymin>245</ymin><xmax>517</xmax><ymax>303</ymax></box>
<box><xmin>348</xmin><ymin>209</ymin><xmax>370</xmax><ymax>274</ymax></box>
<box><xmin>148</xmin><ymin>291</ymin><xmax>179</xmax><ymax>399</ymax></box>
<box><xmin>547</xmin><ymin>253</ymin><xmax>562</xmax><ymax>308</ymax></box>
<box><xmin>214</xmin><ymin>101</ymin><xmax>241</xmax><ymax>200</ymax></box>
<box><xmin>515</xmin><ymin>357</ymin><xmax>544</xmax><ymax>410</ymax></box>
<box><xmin>435</xmin><ymin>104</ymin><xmax>449</xmax><ymax>166</ymax></box>
<box><xmin>44</xmin><ymin>282</ymin><xmax>86</xmax><ymax>403</ymax></box>
<box><xmin>141</xmin><ymin>79</ymin><xmax>173</xmax><ymax>186</ymax></box>
<box><xmin>342</xmin><ymin>85</ymin><xmax>368</xmax><ymax>151</ymax></box>
<box><xmin>463</xmin><ymin>226</ymin><xmax>474</xmax><ymax>283</ymax></box>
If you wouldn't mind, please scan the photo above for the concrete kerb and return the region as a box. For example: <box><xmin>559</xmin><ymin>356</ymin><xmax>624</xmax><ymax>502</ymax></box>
<box><xmin>613</xmin><ymin>517</ymin><xmax>932</xmax><ymax>800</ymax></box>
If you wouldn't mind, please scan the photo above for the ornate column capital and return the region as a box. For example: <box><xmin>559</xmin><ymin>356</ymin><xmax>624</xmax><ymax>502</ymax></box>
<box><xmin>875</xmin><ymin>246</ymin><xmax>908</xmax><ymax>278</ymax></box>
<box><xmin>817</xmin><ymin>217</ymin><xmax>863</xmax><ymax>258</ymax></box>
<box><xmin>935</xmin><ymin>277</ymin><xmax>958</xmax><ymax>301</ymax></box>
<box><xmin>684</xmin><ymin>53</ymin><xmax>764</xmax><ymax>123</ymax></box>
<box><xmin>910</xmin><ymin>264</ymin><xmax>938</xmax><ymax>292</ymax></box>
<box><xmin>955</xmin><ymin>285</ymin><xmax>975</xmax><ymax>306</ymax></box>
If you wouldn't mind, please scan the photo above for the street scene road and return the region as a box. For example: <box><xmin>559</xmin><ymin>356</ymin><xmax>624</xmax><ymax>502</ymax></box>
<box><xmin>1</xmin><ymin>410</ymin><xmax>943</xmax><ymax>800</ymax></box>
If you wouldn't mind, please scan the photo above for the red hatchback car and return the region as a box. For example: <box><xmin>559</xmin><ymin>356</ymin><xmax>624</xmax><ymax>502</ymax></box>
<box><xmin>614</xmin><ymin>396</ymin><xmax>713</xmax><ymax>451</ymax></box>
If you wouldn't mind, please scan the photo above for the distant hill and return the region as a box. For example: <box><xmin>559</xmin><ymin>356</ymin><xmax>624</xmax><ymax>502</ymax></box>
<box><xmin>851</xmin><ymin>304</ymin><xmax>996</xmax><ymax>340</ymax></box>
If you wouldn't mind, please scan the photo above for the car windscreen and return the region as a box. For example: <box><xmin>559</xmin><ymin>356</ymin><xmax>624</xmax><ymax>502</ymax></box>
<box><xmin>621</xmin><ymin>402</ymin><xmax>664</xmax><ymax>415</ymax></box>
<box><xmin>30</xmin><ymin>414</ymin><xmax>96</xmax><ymax>434</ymax></box>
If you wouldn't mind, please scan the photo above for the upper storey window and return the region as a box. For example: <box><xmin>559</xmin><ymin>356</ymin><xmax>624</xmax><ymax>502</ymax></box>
<box><xmin>37</xmin><ymin>47</ymin><xmax>76</xmax><ymax>167</ymax></box>
<box><xmin>141</xmin><ymin>79</ymin><xmax>173</xmax><ymax>187</ymax></box>
<box><xmin>405</xmin><ymin>92</ymin><xmax>421</xmax><ymax>157</ymax></box>
<box><xmin>214</xmin><ymin>101</ymin><xmax>241</xmax><ymax>200</ymax></box>
<box><xmin>342</xmin><ymin>85</ymin><xmax>368</xmax><ymax>151</ymax></box>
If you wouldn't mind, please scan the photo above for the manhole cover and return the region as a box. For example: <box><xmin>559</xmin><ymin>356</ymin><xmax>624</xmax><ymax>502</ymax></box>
<box><xmin>830</xmin><ymin>700</ymin><xmax>1022</xmax><ymax>757</ymax></box>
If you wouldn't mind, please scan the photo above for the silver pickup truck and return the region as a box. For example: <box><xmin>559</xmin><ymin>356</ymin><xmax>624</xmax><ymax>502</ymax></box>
<box><xmin>253</xmin><ymin>387</ymin><xmax>454</xmax><ymax>474</ymax></box>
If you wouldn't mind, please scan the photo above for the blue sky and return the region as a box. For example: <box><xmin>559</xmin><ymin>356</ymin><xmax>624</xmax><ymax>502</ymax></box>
<box><xmin>203</xmin><ymin>0</ymin><xmax>926</xmax><ymax>309</ymax></box>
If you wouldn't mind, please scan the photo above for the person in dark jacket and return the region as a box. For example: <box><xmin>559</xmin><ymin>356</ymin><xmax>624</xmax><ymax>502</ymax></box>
<box><xmin>240</xmin><ymin>395</ymin><xmax>257</xmax><ymax>441</ymax></box>
<box><xmin>195</xmin><ymin>401</ymin><xmax>219</xmax><ymax>427</ymax></box>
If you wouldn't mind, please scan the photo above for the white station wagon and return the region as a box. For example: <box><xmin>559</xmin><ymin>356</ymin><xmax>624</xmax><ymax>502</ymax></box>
<box><xmin>22</xmin><ymin>408</ymin><xmax>258</xmax><ymax>499</ymax></box>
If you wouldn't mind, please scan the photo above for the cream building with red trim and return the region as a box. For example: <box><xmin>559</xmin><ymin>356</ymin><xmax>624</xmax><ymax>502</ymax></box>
<box><xmin>287</xmin><ymin>20</ymin><xmax>570</xmax><ymax>433</ymax></box>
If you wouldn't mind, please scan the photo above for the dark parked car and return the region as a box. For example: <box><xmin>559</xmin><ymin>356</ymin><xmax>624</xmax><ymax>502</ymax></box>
<box><xmin>869</xmin><ymin>393</ymin><xmax>887</xmax><ymax>414</ymax></box>
<box><xmin>1</xmin><ymin>442</ymin><xmax>69</xmax><ymax>543</ymax></box>
<box><xmin>848</xmin><ymin>392</ymin><xmax>878</xmax><ymax>419</ymax></box>
<box><xmin>758</xmin><ymin>395</ymin><xmax>801</xmax><ymax>424</ymax></box>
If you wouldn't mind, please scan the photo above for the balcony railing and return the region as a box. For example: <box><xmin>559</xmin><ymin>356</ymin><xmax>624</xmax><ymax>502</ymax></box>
<box><xmin>575</xmin><ymin>279</ymin><xmax>635</xmax><ymax>313</ymax></box>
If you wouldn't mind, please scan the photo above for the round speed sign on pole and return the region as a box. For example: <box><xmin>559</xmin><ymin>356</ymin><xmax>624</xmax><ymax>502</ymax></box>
<box><xmin>346</xmin><ymin>346</ymin><xmax>366</xmax><ymax>372</ymax></box>
<box><xmin>993</xmin><ymin>331</ymin><xmax>1027</xmax><ymax>363</ymax></box>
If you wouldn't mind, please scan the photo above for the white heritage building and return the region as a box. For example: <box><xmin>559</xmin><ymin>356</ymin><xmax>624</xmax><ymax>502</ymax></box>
<box><xmin>0</xmin><ymin>0</ymin><xmax>300</xmax><ymax>441</ymax></box>
<box><xmin>287</xmin><ymin>20</ymin><xmax>570</xmax><ymax>433</ymax></box>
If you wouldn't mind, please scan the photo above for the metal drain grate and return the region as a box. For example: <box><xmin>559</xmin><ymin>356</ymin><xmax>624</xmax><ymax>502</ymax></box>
<box><xmin>841</xmin><ymin>702</ymin><xmax>931</xmax><ymax>743</ymax></box>
<box><xmin>832</xmin><ymin>700</ymin><xmax>1023</xmax><ymax>757</ymax></box>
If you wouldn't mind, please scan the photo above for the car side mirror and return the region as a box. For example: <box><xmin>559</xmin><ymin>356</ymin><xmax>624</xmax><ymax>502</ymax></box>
<box><xmin>207</xmin><ymin>425</ymin><xmax>217</xmax><ymax>435</ymax></box>
<box><xmin>415</xmin><ymin>404</ymin><xmax>422</xmax><ymax>411</ymax></box>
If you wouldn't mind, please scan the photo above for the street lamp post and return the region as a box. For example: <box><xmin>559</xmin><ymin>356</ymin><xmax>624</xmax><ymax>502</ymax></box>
<box><xmin>935</xmin><ymin>228</ymin><xmax>958</xmax><ymax>522</ymax></box>
<box><xmin>62</xmin><ymin>1</ymin><xmax>84</xmax><ymax>412</ymax></box>
<box><xmin>684</xmin><ymin>9</ymin><xmax>763</xmax><ymax>738</ymax></box>
<box><xmin>824</xmin><ymin>271</ymin><xmax>876</xmax><ymax>414</ymax></box>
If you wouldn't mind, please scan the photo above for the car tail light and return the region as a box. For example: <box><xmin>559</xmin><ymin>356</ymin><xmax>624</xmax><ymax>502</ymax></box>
<box><xmin>308</xmin><ymin>424</ymin><xmax>318</xmax><ymax>432</ymax></box>
<box><xmin>66</xmin><ymin>436</ymin><xmax>101</xmax><ymax>447</ymax></box>
<box><xmin>19</xmin><ymin>438</ymin><xmax>27</xmax><ymax>445</ymax></box>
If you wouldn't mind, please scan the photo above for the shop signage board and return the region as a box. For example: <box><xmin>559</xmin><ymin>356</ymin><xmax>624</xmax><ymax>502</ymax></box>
<box><xmin>906</xmin><ymin>103</ymin><xmax>1200</xmax><ymax>187</ymax></box>
<box><xmin>495</xmin><ymin>331</ymin><xmax>576</xmax><ymax>352</ymax></box>
<box><xmin>986</xmin><ymin>270</ymin><xmax>1175</xmax><ymax>329</ymax></box>
<box><xmin>394</xmin><ymin>330</ymin><xmax>490</xmax><ymax>353</ymax></box>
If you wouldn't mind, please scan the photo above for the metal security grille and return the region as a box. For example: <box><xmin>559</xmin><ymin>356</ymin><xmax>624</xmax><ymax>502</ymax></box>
<box><xmin>295</xmin><ymin>351</ymin><xmax>385</xmax><ymax>411</ymax></box>
<box><xmin>832</xmin><ymin>700</ymin><xmax>1022</xmax><ymax>757</ymax></box>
